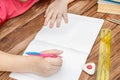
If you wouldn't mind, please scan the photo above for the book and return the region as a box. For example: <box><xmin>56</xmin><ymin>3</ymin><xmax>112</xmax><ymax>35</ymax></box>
<box><xmin>97</xmin><ymin>0</ymin><xmax>120</xmax><ymax>15</ymax></box>
<box><xmin>104</xmin><ymin>0</ymin><xmax>120</xmax><ymax>4</ymax></box>
<box><xmin>9</xmin><ymin>13</ymin><xmax>104</xmax><ymax>80</ymax></box>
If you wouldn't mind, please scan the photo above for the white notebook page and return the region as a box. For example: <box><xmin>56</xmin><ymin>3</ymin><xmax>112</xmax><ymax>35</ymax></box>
<box><xmin>10</xmin><ymin>13</ymin><xmax>104</xmax><ymax>80</ymax></box>
<box><xmin>10</xmin><ymin>41</ymin><xmax>88</xmax><ymax>80</ymax></box>
<box><xmin>35</xmin><ymin>14</ymin><xmax>104</xmax><ymax>53</ymax></box>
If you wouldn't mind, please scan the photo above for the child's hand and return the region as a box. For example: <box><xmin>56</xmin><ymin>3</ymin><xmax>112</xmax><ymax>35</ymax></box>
<box><xmin>0</xmin><ymin>49</ymin><xmax>62</xmax><ymax>77</ymax></box>
<box><xmin>44</xmin><ymin>0</ymin><xmax>68</xmax><ymax>28</ymax></box>
<box><xmin>31</xmin><ymin>49</ymin><xmax>63</xmax><ymax>76</ymax></box>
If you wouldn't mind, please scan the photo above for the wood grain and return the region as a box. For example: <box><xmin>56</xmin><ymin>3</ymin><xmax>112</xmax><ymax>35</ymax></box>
<box><xmin>0</xmin><ymin>0</ymin><xmax>120</xmax><ymax>80</ymax></box>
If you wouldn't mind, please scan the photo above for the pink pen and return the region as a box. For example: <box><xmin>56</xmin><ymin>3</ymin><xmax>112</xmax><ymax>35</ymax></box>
<box><xmin>26</xmin><ymin>52</ymin><xmax>61</xmax><ymax>58</ymax></box>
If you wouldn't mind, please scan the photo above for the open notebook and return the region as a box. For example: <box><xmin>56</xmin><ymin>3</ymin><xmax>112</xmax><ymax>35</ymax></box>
<box><xmin>9</xmin><ymin>13</ymin><xmax>104</xmax><ymax>80</ymax></box>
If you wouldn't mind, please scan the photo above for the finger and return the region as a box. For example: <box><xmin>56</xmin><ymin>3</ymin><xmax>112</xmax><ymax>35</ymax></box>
<box><xmin>56</xmin><ymin>14</ymin><xmax>62</xmax><ymax>28</ymax></box>
<box><xmin>41</xmin><ymin>49</ymin><xmax>63</xmax><ymax>55</ymax></box>
<box><xmin>63</xmin><ymin>13</ymin><xmax>68</xmax><ymax>23</ymax></box>
<box><xmin>45</xmin><ymin>57</ymin><xmax>63</xmax><ymax>66</ymax></box>
<box><xmin>49</xmin><ymin>66</ymin><xmax>61</xmax><ymax>73</ymax></box>
<box><xmin>44</xmin><ymin>7</ymin><xmax>50</xmax><ymax>17</ymax></box>
<box><xmin>49</xmin><ymin>13</ymin><xmax>57</xmax><ymax>28</ymax></box>
<box><xmin>46</xmin><ymin>66</ymin><xmax>60</xmax><ymax>76</ymax></box>
<box><xmin>44</xmin><ymin>10</ymin><xmax>53</xmax><ymax>26</ymax></box>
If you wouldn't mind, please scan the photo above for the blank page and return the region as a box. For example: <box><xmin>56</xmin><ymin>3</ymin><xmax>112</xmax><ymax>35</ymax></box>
<box><xmin>10</xmin><ymin>40</ymin><xmax>88</xmax><ymax>80</ymax></box>
<box><xmin>35</xmin><ymin>13</ymin><xmax>104</xmax><ymax>53</ymax></box>
<box><xmin>10</xmin><ymin>13</ymin><xmax>104</xmax><ymax>80</ymax></box>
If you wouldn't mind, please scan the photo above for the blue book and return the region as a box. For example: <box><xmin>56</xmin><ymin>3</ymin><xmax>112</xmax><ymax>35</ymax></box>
<box><xmin>104</xmin><ymin>0</ymin><xmax>120</xmax><ymax>4</ymax></box>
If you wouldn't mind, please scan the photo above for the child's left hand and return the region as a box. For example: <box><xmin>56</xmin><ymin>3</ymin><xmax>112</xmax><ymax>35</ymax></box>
<box><xmin>44</xmin><ymin>0</ymin><xmax>68</xmax><ymax>28</ymax></box>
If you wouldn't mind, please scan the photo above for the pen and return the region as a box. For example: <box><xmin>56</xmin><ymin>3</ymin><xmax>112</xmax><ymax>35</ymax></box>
<box><xmin>105</xmin><ymin>16</ymin><xmax>120</xmax><ymax>25</ymax></box>
<box><xmin>25</xmin><ymin>52</ymin><xmax>58</xmax><ymax>58</ymax></box>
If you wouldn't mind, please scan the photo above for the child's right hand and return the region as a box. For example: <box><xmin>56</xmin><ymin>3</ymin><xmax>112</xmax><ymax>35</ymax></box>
<box><xmin>29</xmin><ymin>49</ymin><xmax>63</xmax><ymax>77</ymax></box>
<box><xmin>0</xmin><ymin>49</ymin><xmax>62</xmax><ymax>77</ymax></box>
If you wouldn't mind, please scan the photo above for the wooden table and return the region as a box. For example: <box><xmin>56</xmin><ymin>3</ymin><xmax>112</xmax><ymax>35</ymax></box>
<box><xmin>0</xmin><ymin>0</ymin><xmax>120</xmax><ymax>80</ymax></box>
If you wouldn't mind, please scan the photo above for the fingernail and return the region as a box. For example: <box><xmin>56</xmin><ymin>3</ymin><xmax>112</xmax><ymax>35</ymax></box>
<box><xmin>56</xmin><ymin>25</ymin><xmax>60</xmax><ymax>28</ymax></box>
<box><xmin>65</xmin><ymin>20</ymin><xmax>68</xmax><ymax>24</ymax></box>
<box><xmin>57</xmin><ymin>26</ymin><xmax>59</xmax><ymax>28</ymax></box>
<box><xmin>49</xmin><ymin>24</ymin><xmax>53</xmax><ymax>28</ymax></box>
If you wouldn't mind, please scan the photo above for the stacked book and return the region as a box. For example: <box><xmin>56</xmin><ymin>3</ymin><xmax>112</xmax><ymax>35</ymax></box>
<box><xmin>97</xmin><ymin>0</ymin><xmax>120</xmax><ymax>15</ymax></box>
